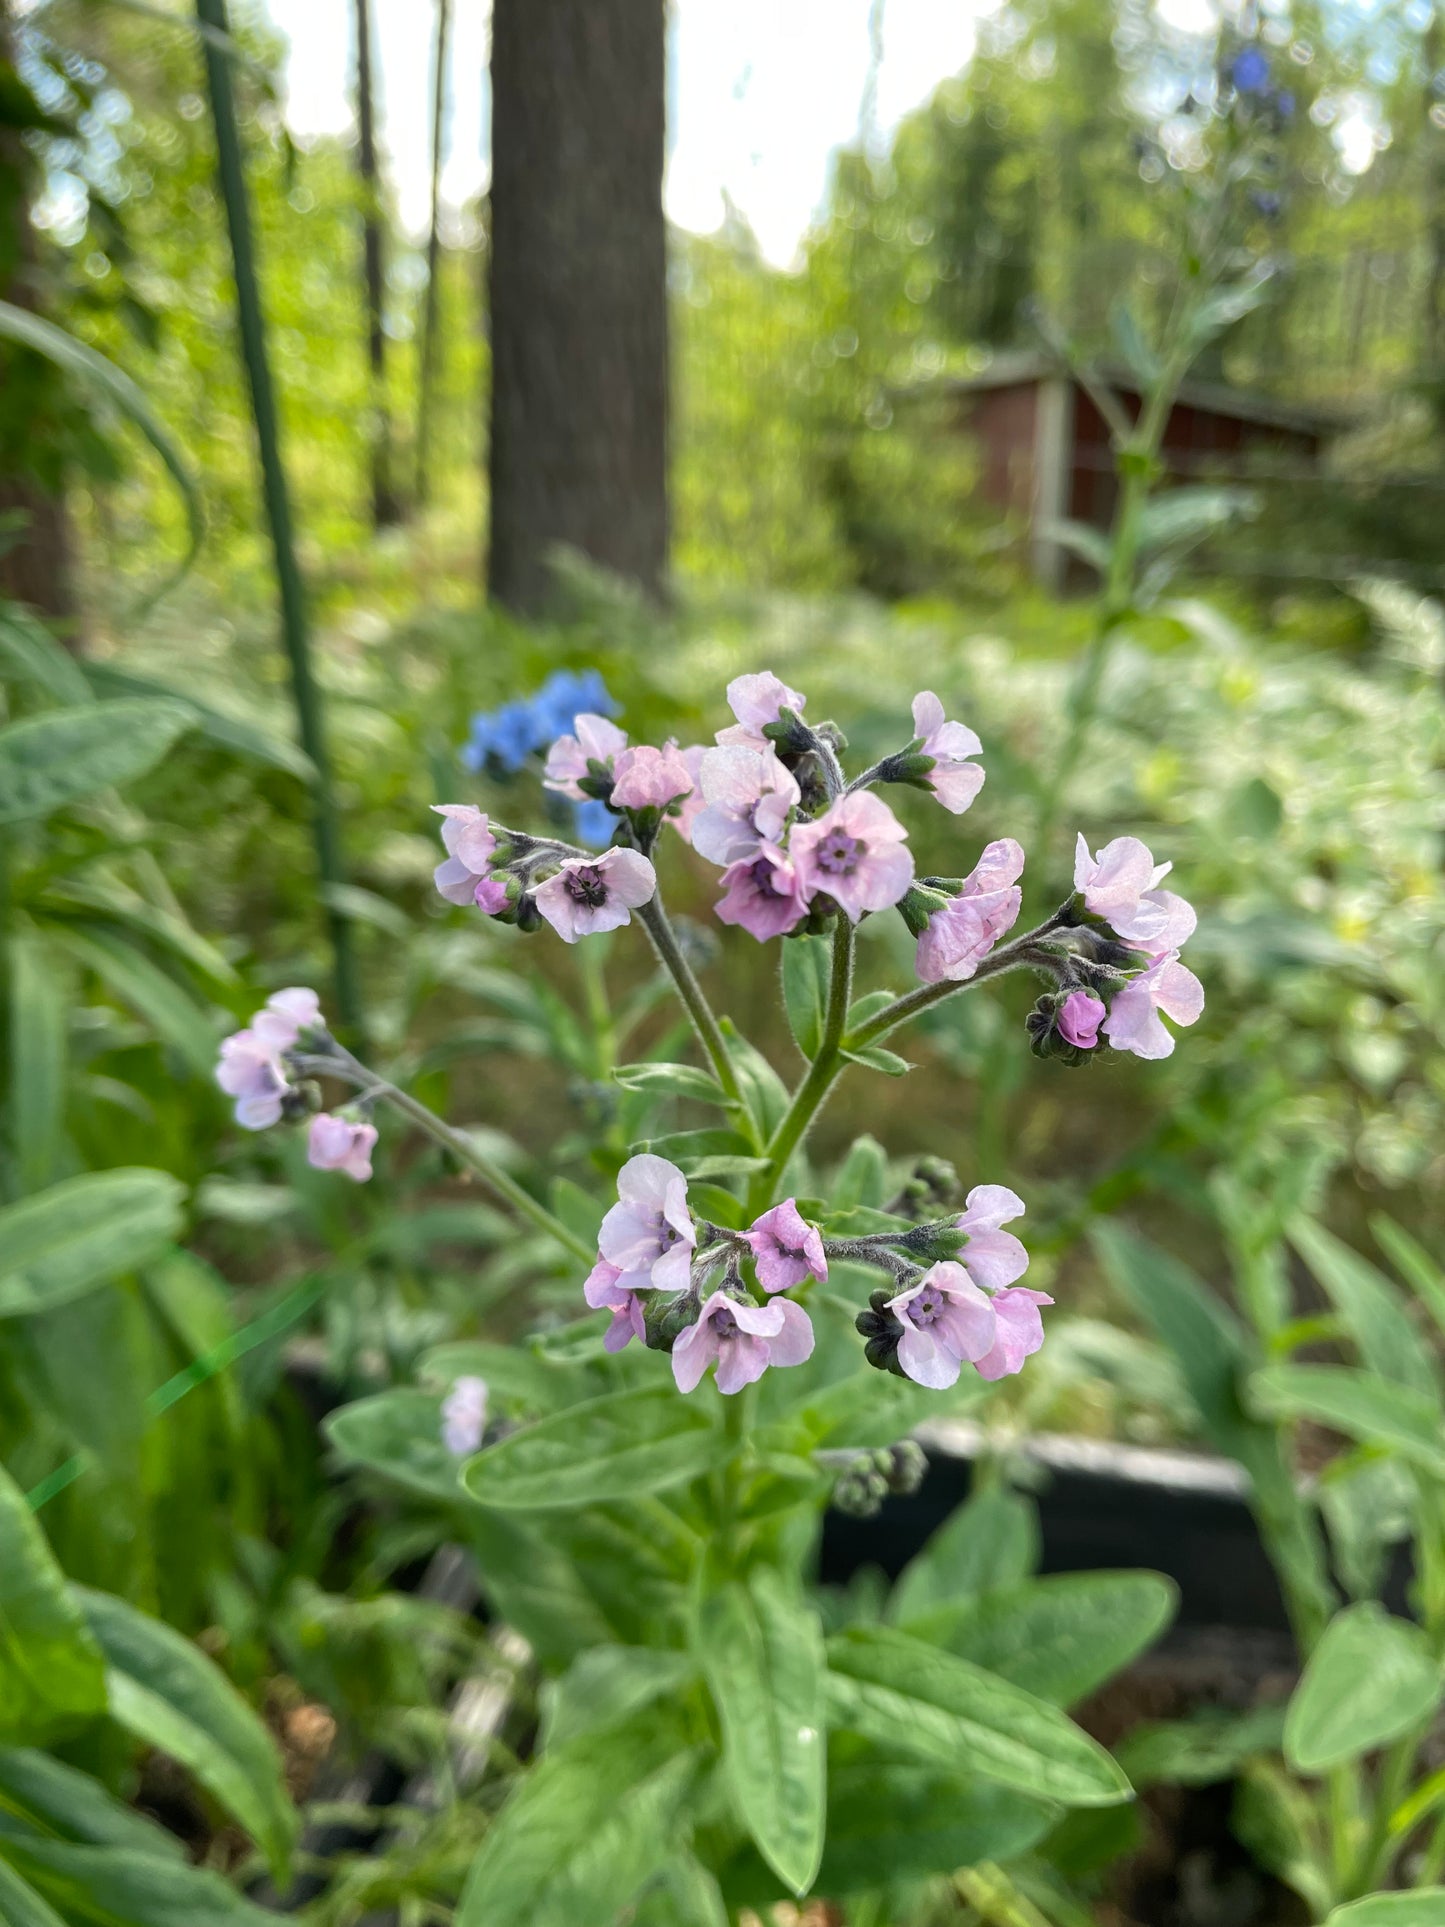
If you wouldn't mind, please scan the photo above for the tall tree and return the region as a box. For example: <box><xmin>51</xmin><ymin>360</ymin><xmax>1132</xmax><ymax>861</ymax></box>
<box><xmin>414</xmin><ymin>0</ymin><xmax>450</xmax><ymax>509</ymax></box>
<box><xmin>0</xmin><ymin>0</ymin><xmax>80</xmax><ymax>627</ymax></box>
<box><xmin>353</xmin><ymin>0</ymin><xmax>399</xmax><ymax>526</ymax></box>
<box><xmin>486</xmin><ymin>0</ymin><xmax>669</xmax><ymax>612</ymax></box>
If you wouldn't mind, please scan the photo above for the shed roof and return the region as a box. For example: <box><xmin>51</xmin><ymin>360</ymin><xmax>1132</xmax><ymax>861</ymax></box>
<box><xmin>935</xmin><ymin>347</ymin><xmax>1353</xmax><ymax>438</ymax></box>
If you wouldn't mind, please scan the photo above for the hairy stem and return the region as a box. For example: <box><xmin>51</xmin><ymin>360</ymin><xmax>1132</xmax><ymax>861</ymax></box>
<box><xmin>634</xmin><ymin>892</ymin><xmax>745</xmax><ymax>1112</ymax></box>
<box><xmin>745</xmin><ymin>919</ymin><xmax>855</xmax><ymax>1216</ymax></box>
<box><xmin>846</xmin><ymin>914</ymin><xmax>1069</xmax><ymax>1051</ymax></box>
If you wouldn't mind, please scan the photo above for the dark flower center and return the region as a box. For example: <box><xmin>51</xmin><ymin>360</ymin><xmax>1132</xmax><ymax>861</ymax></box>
<box><xmin>564</xmin><ymin>865</ymin><xmax>610</xmax><ymax>907</ymax></box>
<box><xmin>911</xmin><ymin>1285</ymin><xmax>944</xmax><ymax>1327</ymax></box>
<box><xmin>713</xmin><ymin>1306</ymin><xmax>739</xmax><ymax>1338</ymax></box>
<box><xmin>816</xmin><ymin>830</ymin><xmax>861</xmax><ymax>876</ymax></box>
<box><xmin>749</xmin><ymin>856</ymin><xmax>786</xmax><ymax>899</ymax></box>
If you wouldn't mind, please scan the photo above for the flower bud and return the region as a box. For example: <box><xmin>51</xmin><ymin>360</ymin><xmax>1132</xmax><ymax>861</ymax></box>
<box><xmin>897</xmin><ymin>883</ymin><xmax>954</xmax><ymax>938</ymax></box>
<box><xmin>643</xmin><ymin>1290</ymin><xmax>702</xmax><ymax>1354</ymax></box>
<box><xmin>832</xmin><ymin>1464</ymin><xmax>889</xmax><ymax>1517</ymax></box>
<box><xmin>514</xmin><ymin>889</ymin><xmax>543</xmax><ymax>934</ymax></box>
<box><xmin>875</xmin><ymin>749</ymin><xmax>938</xmax><ymax>795</ymax></box>
<box><xmin>577</xmin><ymin>759</ymin><xmax>617</xmax><ymax>804</ymax></box>
<box><xmin>879</xmin><ymin>1439</ymin><xmax>928</xmax><ymax>1495</ymax></box>
<box><xmin>761</xmin><ymin>707</ymin><xmax>815</xmax><ymax>756</ymax></box>
<box><xmin>856</xmin><ymin>1288</ymin><xmax>907</xmax><ymax>1377</ymax></box>
<box><xmin>1026</xmin><ymin>993</ymin><xmax>1093</xmax><ymax>1066</ymax></box>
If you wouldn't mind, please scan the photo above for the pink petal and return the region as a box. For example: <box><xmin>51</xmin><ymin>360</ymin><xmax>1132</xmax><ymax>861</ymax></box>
<box><xmin>671</xmin><ymin>1318</ymin><xmax>718</xmax><ymax>1393</ymax></box>
<box><xmin>715</xmin><ymin>1332</ymin><xmax>772</xmax><ymax>1395</ymax></box>
<box><xmin>766</xmin><ymin>1299</ymin><xmax>816</xmax><ymax>1368</ymax></box>
<box><xmin>959</xmin><ymin>1228</ymin><xmax>1030</xmax><ymax>1293</ymax></box>
<box><xmin>928</xmin><ymin>760</ymin><xmax>986</xmax><ymax>814</ymax></box>
<box><xmin>958</xmin><ymin>1184</ymin><xmax>1026</xmax><ymax>1232</ymax></box>
<box><xmin>1155</xmin><ymin>957</ymin><xmax>1205</xmax><ymax>1027</ymax></box>
<box><xmin>897</xmin><ymin>1324</ymin><xmax>962</xmax><ymax>1390</ymax></box>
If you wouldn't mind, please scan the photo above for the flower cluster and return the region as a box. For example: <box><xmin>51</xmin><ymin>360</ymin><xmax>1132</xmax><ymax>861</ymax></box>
<box><xmin>214</xmin><ymin>988</ymin><xmax>377</xmax><ymax>1183</ymax></box>
<box><xmin>463</xmin><ymin>669</ymin><xmax>619</xmax><ymax>847</ymax></box>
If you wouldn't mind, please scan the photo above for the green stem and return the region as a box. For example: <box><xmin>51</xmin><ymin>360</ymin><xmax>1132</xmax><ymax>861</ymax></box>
<box><xmin>1420</xmin><ymin>1811</ymin><xmax>1445</xmax><ymax>1886</ymax></box>
<box><xmin>847</xmin><ymin>916</ymin><xmax>1067</xmax><ymax>1053</ymax></box>
<box><xmin>195</xmin><ymin>0</ymin><xmax>361</xmax><ymax>1037</ymax></box>
<box><xmin>954</xmin><ymin>1865</ymin><xmax>1054</xmax><ymax>1927</ymax></box>
<box><xmin>1356</xmin><ymin>1729</ymin><xmax>1422</xmax><ymax>1896</ymax></box>
<box><xmin>635</xmin><ymin>893</ymin><xmax>744</xmax><ymax>1109</ymax></box>
<box><xmin>745</xmin><ymin>919</ymin><xmax>854</xmax><ymax>1215</ymax></box>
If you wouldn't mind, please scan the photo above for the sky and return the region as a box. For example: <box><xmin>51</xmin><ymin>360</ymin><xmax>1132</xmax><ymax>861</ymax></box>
<box><xmin>259</xmin><ymin>0</ymin><xmax>993</xmax><ymax>267</ymax></box>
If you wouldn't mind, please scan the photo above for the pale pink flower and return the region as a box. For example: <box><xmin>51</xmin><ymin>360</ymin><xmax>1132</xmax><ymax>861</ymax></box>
<box><xmin>584</xmin><ymin>1257</ymin><xmax>647</xmax><ymax>1352</ymax></box>
<box><xmin>251</xmin><ymin>986</ymin><xmax>323</xmax><ymax>1052</ymax></box>
<box><xmin>432</xmin><ymin>804</ymin><xmax>499</xmax><ymax>907</ymax></box>
<box><xmin>915</xmin><ymin>838</ymin><xmax>1024</xmax><ymax>984</ymax></box>
<box><xmin>669</xmin><ymin>746</ymin><xmax>709</xmax><ymax>842</ymax></box>
<box><xmin>690</xmin><ymin>746</ymin><xmax>800</xmax><ymax>866</ymax></box>
<box><xmin>911</xmin><ymin>691</ymin><xmax>985</xmax><ymax>814</ymax></box>
<box><xmin>441</xmin><ymin>1376</ymin><xmax>489</xmax><ymax>1455</ymax></box>
<box><xmin>672</xmin><ymin>1289</ymin><xmax>815</xmax><ymax>1395</ymax></box>
<box><xmin>307</xmin><ymin>1112</ymin><xmax>378</xmax><ymax>1182</ymax></box>
<box><xmin>1073</xmin><ymin>835</ymin><xmax>1195</xmax><ymax>951</ymax></box>
<box><xmin>791</xmin><ymin>791</ymin><xmax>914</xmax><ymax>922</ymax></box>
<box><xmin>215</xmin><ymin>1029</ymin><xmax>289</xmax><ymax>1130</ymax></box>
<box><xmin>888</xmin><ymin>1262</ymin><xmax>997</xmax><ymax>1390</ymax></box>
<box><xmin>610</xmin><ymin>741</ymin><xmax>695</xmax><ymax>812</ymax></box>
<box><xmin>1057</xmin><ymin>990</ymin><xmax>1106</xmax><ymax>1049</ymax></box>
<box><xmin>715</xmin><ymin>671</ymin><xmax>807</xmax><ymax>749</ymax></box>
<box><xmin>1103</xmin><ymin>950</ymin><xmax>1205</xmax><ymax>1060</ymax></box>
<box><xmin>533</xmin><ymin>847</ymin><xmax>656</xmax><ymax>942</ymax></box>
<box><xmin>715</xmin><ymin>842</ymin><xmax>809</xmax><ymax>941</ymax></box>
<box><xmin>955</xmin><ymin>1184</ymin><xmax>1030</xmax><ymax>1291</ymax></box>
<box><xmin>974</xmin><ymin>1288</ymin><xmax>1054</xmax><ymax>1381</ymax></box>
<box><xmin>597</xmin><ymin>1154</ymin><xmax>696</xmax><ymax>1292</ymax></box>
<box><xmin>744</xmin><ymin>1199</ymin><xmax>827</xmax><ymax>1293</ymax></box>
<box><xmin>474</xmin><ymin>876</ymin><xmax>510</xmax><ymax>914</ymax></box>
<box><xmin>543</xmin><ymin>713</ymin><xmax>629</xmax><ymax>800</ymax></box>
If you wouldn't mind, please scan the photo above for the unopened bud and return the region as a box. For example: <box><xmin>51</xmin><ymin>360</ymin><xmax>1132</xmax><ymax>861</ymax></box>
<box><xmin>856</xmin><ymin>1288</ymin><xmax>906</xmax><ymax>1377</ymax></box>
<box><xmin>644</xmin><ymin>1291</ymin><xmax>701</xmax><ymax>1354</ymax></box>
<box><xmin>876</xmin><ymin>750</ymin><xmax>938</xmax><ymax>795</ymax></box>
<box><xmin>762</xmin><ymin>707</ymin><xmax>815</xmax><ymax>756</ymax></box>
<box><xmin>897</xmin><ymin>884</ymin><xmax>953</xmax><ymax>938</ymax></box>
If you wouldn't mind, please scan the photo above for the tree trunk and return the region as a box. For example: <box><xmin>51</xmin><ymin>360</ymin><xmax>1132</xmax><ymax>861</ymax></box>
<box><xmin>414</xmin><ymin>0</ymin><xmax>451</xmax><ymax>510</ymax></box>
<box><xmin>0</xmin><ymin>0</ymin><xmax>80</xmax><ymax>629</ymax></box>
<box><xmin>1424</xmin><ymin>12</ymin><xmax>1444</xmax><ymax>378</ymax></box>
<box><xmin>486</xmin><ymin>0</ymin><xmax>669</xmax><ymax>613</ymax></box>
<box><xmin>353</xmin><ymin>0</ymin><xmax>399</xmax><ymax>526</ymax></box>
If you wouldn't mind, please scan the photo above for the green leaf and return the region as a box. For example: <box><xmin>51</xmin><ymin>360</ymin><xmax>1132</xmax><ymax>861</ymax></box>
<box><xmin>1248</xmin><ymin>1366</ymin><xmax>1445</xmax><ymax>1477</ymax></box>
<box><xmin>455</xmin><ymin>1720</ymin><xmax>697</xmax><ymax>1927</ymax></box>
<box><xmin>0</xmin><ymin>1836</ymin><xmax>276</xmax><ymax>1925</ymax></box>
<box><xmin>7</xmin><ymin>934</ymin><xmax>67</xmax><ymax>1193</ymax></box>
<box><xmin>634</xmin><ymin>1127</ymin><xmax>753</xmax><ymax>1163</ymax></box>
<box><xmin>0</xmin><ymin>1860</ymin><xmax>66</xmax><ymax>1927</ymax></box>
<box><xmin>612</xmin><ymin>1061</ymin><xmax>731</xmax><ymax>1105</ymax></box>
<box><xmin>0</xmin><ymin>701</ymin><xmax>195</xmax><ymax>825</ymax></box>
<box><xmin>541</xmin><ymin>1647</ymin><xmax>697</xmax><ymax>1750</ymax></box>
<box><xmin>1327</xmin><ymin>1896</ymin><xmax>1445</xmax><ymax>1927</ymax></box>
<box><xmin>82</xmin><ymin>663</ymin><xmax>314</xmax><ymax>781</ymax></box>
<box><xmin>825</xmin><ymin>1625</ymin><xmax>1132</xmax><ymax>1807</ymax></box>
<box><xmin>1137</xmin><ymin>486</ymin><xmax>1258</xmax><ymax>554</ymax></box>
<box><xmin>0</xmin><ymin>1170</ymin><xmax>186</xmax><ymax>1319</ymax></box>
<box><xmin>420</xmin><ymin>1341</ymin><xmax>593</xmax><ymax>1417</ymax></box>
<box><xmin>840</xmin><ymin>1044</ymin><xmax>911</xmax><ymax>1077</ymax></box>
<box><xmin>698</xmin><ymin>1572</ymin><xmax>826</xmax><ymax>1897</ymax></box>
<box><xmin>462</xmin><ymin>1384</ymin><xmax>723</xmax><ymax>1510</ymax></box>
<box><xmin>890</xmin><ymin>1486</ymin><xmax>1039</xmax><ymax>1627</ymax></box>
<box><xmin>324</xmin><ymin>1389</ymin><xmax>465</xmax><ymax>1502</ymax></box>
<box><xmin>0</xmin><ymin>1467</ymin><xmax>106</xmax><ymax>1741</ymax></box>
<box><xmin>0</xmin><ymin>1747</ymin><xmax>185</xmax><ymax>1859</ymax></box>
<box><xmin>77</xmin><ymin>1588</ymin><xmax>297</xmax><ymax>1885</ymax></box>
<box><xmin>1118</xmin><ymin>1704</ymin><xmax>1288</xmax><ymax>1790</ymax></box>
<box><xmin>1372</xmin><ymin>1215</ymin><xmax>1445</xmax><ymax>1346</ymax></box>
<box><xmin>1232</xmin><ymin>1757</ymin><xmax>1332</xmax><ymax>1919</ymax></box>
<box><xmin>720</xmin><ymin>1020</ymin><xmax>791</xmax><ymax>1139</ymax></box>
<box><xmin>0</xmin><ymin>300</ymin><xmax>204</xmax><ymax>600</ymax></box>
<box><xmin>910</xmin><ymin>1572</ymin><xmax>1177</xmax><ymax>1707</ymax></box>
<box><xmin>1289</xmin><ymin>1217</ymin><xmax>1441</xmax><ymax>1402</ymax></box>
<box><xmin>0</xmin><ymin>603</ymin><xmax>91</xmax><ymax>706</ymax></box>
<box><xmin>782</xmin><ymin>936</ymin><xmax>830</xmax><ymax>1060</ymax></box>
<box><xmin>819</xmin><ymin>1764</ymin><xmax>1051</xmax><ymax>1896</ymax></box>
<box><xmin>49</xmin><ymin>926</ymin><xmax>218</xmax><ymax>1077</ymax></box>
<box><xmin>831</xmin><ymin>1136</ymin><xmax>889</xmax><ymax>1211</ymax></box>
<box><xmin>1284</xmin><ymin>1602</ymin><xmax>1440</xmax><ymax>1773</ymax></box>
<box><xmin>1040</xmin><ymin>517</ymin><xmax>1110</xmax><ymax>576</ymax></box>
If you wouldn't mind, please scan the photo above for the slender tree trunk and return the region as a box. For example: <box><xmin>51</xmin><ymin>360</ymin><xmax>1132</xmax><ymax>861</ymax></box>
<box><xmin>414</xmin><ymin>0</ymin><xmax>451</xmax><ymax>510</ymax></box>
<box><xmin>1424</xmin><ymin>12</ymin><xmax>1445</xmax><ymax>377</ymax></box>
<box><xmin>353</xmin><ymin>0</ymin><xmax>399</xmax><ymax>526</ymax></box>
<box><xmin>0</xmin><ymin>0</ymin><xmax>80</xmax><ymax>629</ymax></box>
<box><xmin>486</xmin><ymin>0</ymin><xmax>669</xmax><ymax>613</ymax></box>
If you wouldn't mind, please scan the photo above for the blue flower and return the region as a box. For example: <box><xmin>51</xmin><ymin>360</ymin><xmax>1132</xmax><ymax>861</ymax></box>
<box><xmin>461</xmin><ymin>671</ymin><xmax>619</xmax><ymax>782</ymax></box>
<box><xmin>573</xmin><ymin>799</ymin><xmax>618</xmax><ymax>849</ymax></box>
<box><xmin>1231</xmin><ymin>46</ymin><xmax>1270</xmax><ymax>95</ymax></box>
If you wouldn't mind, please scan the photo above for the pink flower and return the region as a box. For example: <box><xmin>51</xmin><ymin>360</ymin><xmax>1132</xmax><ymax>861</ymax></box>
<box><xmin>1073</xmin><ymin>835</ymin><xmax>1195</xmax><ymax>951</ymax></box>
<box><xmin>911</xmin><ymin>691</ymin><xmax>984</xmax><ymax>814</ymax></box>
<box><xmin>474</xmin><ymin>876</ymin><xmax>510</xmax><ymax>914</ymax></box>
<box><xmin>251</xmin><ymin>986</ymin><xmax>322</xmax><ymax>1052</ymax></box>
<box><xmin>1103</xmin><ymin>950</ymin><xmax>1205</xmax><ymax>1060</ymax></box>
<box><xmin>955</xmin><ymin>1184</ymin><xmax>1030</xmax><ymax>1291</ymax></box>
<box><xmin>307</xmin><ymin>1112</ymin><xmax>378</xmax><ymax>1182</ymax></box>
<box><xmin>690</xmin><ymin>746</ymin><xmax>800</xmax><ymax>866</ymax></box>
<box><xmin>533</xmin><ymin>847</ymin><xmax>656</xmax><ymax>942</ymax></box>
<box><xmin>715</xmin><ymin>842</ymin><xmax>809</xmax><ymax>940</ymax></box>
<box><xmin>888</xmin><ymin>1262</ymin><xmax>997</xmax><ymax>1390</ymax></box>
<box><xmin>584</xmin><ymin>1257</ymin><xmax>647</xmax><ymax>1353</ymax></box>
<box><xmin>744</xmin><ymin>1199</ymin><xmax>827</xmax><ymax>1293</ymax></box>
<box><xmin>974</xmin><ymin>1288</ymin><xmax>1054</xmax><ymax>1381</ymax></box>
<box><xmin>716</xmin><ymin>670</ymin><xmax>807</xmax><ymax>749</ymax></box>
<box><xmin>597</xmin><ymin>1153</ymin><xmax>696</xmax><ymax>1291</ymax></box>
<box><xmin>543</xmin><ymin>713</ymin><xmax>629</xmax><ymax>801</ymax></box>
<box><xmin>215</xmin><ymin>1029</ymin><xmax>289</xmax><ymax>1130</ymax></box>
<box><xmin>610</xmin><ymin>741</ymin><xmax>695</xmax><ymax>812</ymax></box>
<box><xmin>791</xmin><ymin>791</ymin><xmax>914</xmax><ymax>922</ymax></box>
<box><xmin>669</xmin><ymin>746</ymin><xmax>710</xmax><ymax>843</ymax></box>
<box><xmin>915</xmin><ymin>838</ymin><xmax>1024</xmax><ymax>984</ymax></box>
<box><xmin>441</xmin><ymin>1376</ymin><xmax>489</xmax><ymax>1455</ymax></box>
<box><xmin>1057</xmin><ymin>990</ymin><xmax>1106</xmax><ymax>1049</ymax></box>
<box><xmin>672</xmin><ymin>1289</ymin><xmax>815</xmax><ymax>1395</ymax></box>
<box><xmin>433</xmin><ymin>804</ymin><xmax>499</xmax><ymax>907</ymax></box>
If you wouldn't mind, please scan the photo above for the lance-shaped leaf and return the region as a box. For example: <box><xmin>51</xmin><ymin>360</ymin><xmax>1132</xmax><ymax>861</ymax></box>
<box><xmin>1284</xmin><ymin>1602</ymin><xmax>1441</xmax><ymax>1774</ymax></box>
<box><xmin>0</xmin><ymin>701</ymin><xmax>192</xmax><ymax>825</ymax></box>
<box><xmin>461</xmin><ymin>1383</ymin><xmax>724</xmax><ymax>1510</ymax></box>
<box><xmin>0</xmin><ymin>1171</ymin><xmax>185</xmax><ymax>1319</ymax></box>
<box><xmin>0</xmin><ymin>1469</ymin><xmax>106</xmax><ymax>1742</ymax></box>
